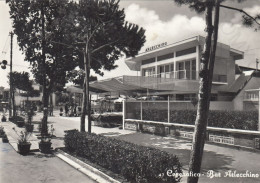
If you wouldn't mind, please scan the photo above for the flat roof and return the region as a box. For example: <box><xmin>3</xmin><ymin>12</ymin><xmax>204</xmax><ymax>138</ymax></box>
<box><xmin>125</xmin><ymin>35</ymin><xmax>244</xmax><ymax>63</ymax></box>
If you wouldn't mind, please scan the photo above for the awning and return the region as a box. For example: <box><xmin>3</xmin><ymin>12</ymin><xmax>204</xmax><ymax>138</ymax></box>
<box><xmin>90</xmin><ymin>77</ymin><xmax>149</xmax><ymax>93</ymax></box>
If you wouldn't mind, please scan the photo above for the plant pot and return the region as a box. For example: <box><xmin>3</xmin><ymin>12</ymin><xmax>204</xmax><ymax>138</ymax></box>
<box><xmin>25</xmin><ymin>124</ymin><xmax>34</xmax><ymax>132</ymax></box>
<box><xmin>2</xmin><ymin>136</ymin><xmax>8</xmax><ymax>143</ymax></box>
<box><xmin>39</xmin><ymin>141</ymin><xmax>52</xmax><ymax>154</ymax></box>
<box><xmin>0</xmin><ymin>133</ymin><xmax>5</xmax><ymax>138</ymax></box>
<box><xmin>60</xmin><ymin>112</ymin><xmax>63</xmax><ymax>116</ymax></box>
<box><xmin>9</xmin><ymin>117</ymin><xmax>13</xmax><ymax>122</ymax></box>
<box><xmin>1</xmin><ymin>116</ymin><xmax>7</xmax><ymax>122</ymax></box>
<box><xmin>18</xmin><ymin>143</ymin><xmax>31</xmax><ymax>155</ymax></box>
<box><xmin>17</xmin><ymin>121</ymin><xmax>25</xmax><ymax>128</ymax></box>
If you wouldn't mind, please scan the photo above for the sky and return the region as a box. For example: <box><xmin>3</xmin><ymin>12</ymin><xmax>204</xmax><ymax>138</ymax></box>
<box><xmin>1</xmin><ymin>0</ymin><xmax>260</xmax><ymax>88</ymax></box>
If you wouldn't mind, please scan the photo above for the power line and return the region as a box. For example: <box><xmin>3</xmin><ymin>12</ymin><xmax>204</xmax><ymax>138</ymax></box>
<box><xmin>1</xmin><ymin>35</ymin><xmax>9</xmax><ymax>59</ymax></box>
<box><xmin>243</xmin><ymin>47</ymin><xmax>260</xmax><ymax>52</ymax></box>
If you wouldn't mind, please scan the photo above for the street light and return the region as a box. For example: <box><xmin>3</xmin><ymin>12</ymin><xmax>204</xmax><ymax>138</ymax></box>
<box><xmin>0</xmin><ymin>60</ymin><xmax>8</xmax><ymax>70</ymax></box>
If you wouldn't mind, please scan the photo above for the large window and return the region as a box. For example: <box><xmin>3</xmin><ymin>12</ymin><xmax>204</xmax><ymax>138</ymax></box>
<box><xmin>141</xmin><ymin>57</ymin><xmax>156</xmax><ymax>65</ymax></box>
<box><xmin>176</xmin><ymin>59</ymin><xmax>196</xmax><ymax>80</ymax></box>
<box><xmin>176</xmin><ymin>47</ymin><xmax>196</xmax><ymax>57</ymax></box>
<box><xmin>157</xmin><ymin>53</ymin><xmax>174</xmax><ymax>62</ymax></box>
<box><xmin>143</xmin><ymin>67</ymin><xmax>155</xmax><ymax>77</ymax></box>
<box><xmin>159</xmin><ymin>64</ymin><xmax>174</xmax><ymax>78</ymax></box>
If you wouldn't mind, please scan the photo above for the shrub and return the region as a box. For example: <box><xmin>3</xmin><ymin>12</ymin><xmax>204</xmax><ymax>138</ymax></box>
<box><xmin>91</xmin><ymin>114</ymin><xmax>122</xmax><ymax>127</ymax></box>
<box><xmin>143</xmin><ymin>109</ymin><xmax>168</xmax><ymax>122</ymax></box>
<box><xmin>170</xmin><ymin>110</ymin><xmax>258</xmax><ymax>131</ymax></box>
<box><xmin>64</xmin><ymin>130</ymin><xmax>182</xmax><ymax>183</ymax></box>
<box><xmin>140</xmin><ymin>109</ymin><xmax>258</xmax><ymax>131</ymax></box>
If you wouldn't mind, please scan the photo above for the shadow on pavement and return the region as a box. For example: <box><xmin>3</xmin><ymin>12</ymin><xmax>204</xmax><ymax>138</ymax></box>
<box><xmin>34</xmin><ymin>153</ymin><xmax>55</xmax><ymax>158</ymax></box>
<box><xmin>115</xmin><ymin>133</ymin><xmax>234</xmax><ymax>173</ymax></box>
<box><xmin>99</xmin><ymin>132</ymin><xmax>121</xmax><ymax>136</ymax></box>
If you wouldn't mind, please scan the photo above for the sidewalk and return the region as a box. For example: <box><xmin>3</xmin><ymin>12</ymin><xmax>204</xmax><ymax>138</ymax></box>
<box><xmin>0</xmin><ymin>139</ymin><xmax>96</xmax><ymax>183</ymax></box>
<box><xmin>1</xmin><ymin>121</ymin><xmax>40</xmax><ymax>151</ymax></box>
<box><xmin>0</xmin><ymin>115</ymin><xmax>123</xmax><ymax>183</ymax></box>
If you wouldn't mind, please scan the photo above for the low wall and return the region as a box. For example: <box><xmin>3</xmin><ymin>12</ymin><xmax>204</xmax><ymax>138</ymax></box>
<box><xmin>124</xmin><ymin>119</ymin><xmax>260</xmax><ymax>151</ymax></box>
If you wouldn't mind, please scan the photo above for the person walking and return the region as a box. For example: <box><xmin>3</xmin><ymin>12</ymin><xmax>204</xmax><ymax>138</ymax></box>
<box><xmin>65</xmin><ymin>104</ymin><xmax>69</xmax><ymax>117</ymax></box>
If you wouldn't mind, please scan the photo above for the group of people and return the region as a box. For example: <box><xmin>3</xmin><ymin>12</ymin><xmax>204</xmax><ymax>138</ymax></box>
<box><xmin>60</xmin><ymin>104</ymin><xmax>81</xmax><ymax>117</ymax></box>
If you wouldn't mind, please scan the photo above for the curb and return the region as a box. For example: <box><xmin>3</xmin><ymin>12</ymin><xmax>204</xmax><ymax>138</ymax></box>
<box><xmin>55</xmin><ymin>149</ymin><xmax>121</xmax><ymax>183</ymax></box>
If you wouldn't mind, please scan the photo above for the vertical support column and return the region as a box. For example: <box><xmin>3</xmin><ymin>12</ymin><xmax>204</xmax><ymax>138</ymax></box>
<box><xmin>258</xmin><ymin>89</ymin><xmax>260</xmax><ymax>131</ymax></box>
<box><xmin>196</xmin><ymin>45</ymin><xmax>200</xmax><ymax>80</ymax></box>
<box><xmin>168</xmin><ymin>95</ymin><xmax>170</xmax><ymax>123</ymax></box>
<box><xmin>122</xmin><ymin>100</ymin><xmax>126</xmax><ymax>130</ymax></box>
<box><xmin>140</xmin><ymin>101</ymin><xmax>143</xmax><ymax>120</ymax></box>
<box><xmin>173</xmin><ymin>51</ymin><xmax>176</xmax><ymax>79</ymax></box>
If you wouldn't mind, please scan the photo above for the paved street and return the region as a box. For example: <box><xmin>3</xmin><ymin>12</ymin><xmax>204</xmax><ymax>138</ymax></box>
<box><xmin>0</xmin><ymin>141</ymin><xmax>96</xmax><ymax>183</ymax></box>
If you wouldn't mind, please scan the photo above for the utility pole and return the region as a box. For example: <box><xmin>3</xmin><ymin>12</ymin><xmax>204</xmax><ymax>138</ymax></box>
<box><xmin>9</xmin><ymin>31</ymin><xmax>14</xmax><ymax>119</ymax></box>
<box><xmin>256</xmin><ymin>58</ymin><xmax>259</xmax><ymax>71</ymax></box>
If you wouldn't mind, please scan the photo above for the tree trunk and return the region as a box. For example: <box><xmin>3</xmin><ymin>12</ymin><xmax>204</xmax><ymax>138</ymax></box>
<box><xmin>80</xmin><ymin>46</ymin><xmax>88</xmax><ymax>132</ymax></box>
<box><xmin>208</xmin><ymin>1</ymin><xmax>220</xmax><ymax>99</ymax></box>
<box><xmin>12</xmin><ymin>90</ymin><xmax>16</xmax><ymax>117</ymax></box>
<box><xmin>40</xmin><ymin>3</ymin><xmax>48</xmax><ymax>137</ymax></box>
<box><xmin>41</xmin><ymin>90</ymin><xmax>49</xmax><ymax>136</ymax></box>
<box><xmin>187</xmin><ymin>4</ymin><xmax>214</xmax><ymax>183</ymax></box>
<box><xmin>87</xmin><ymin>52</ymin><xmax>91</xmax><ymax>133</ymax></box>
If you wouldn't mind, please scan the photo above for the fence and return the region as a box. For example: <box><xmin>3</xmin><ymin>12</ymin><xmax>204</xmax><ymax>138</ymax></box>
<box><xmin>124</xmin><ymin>100</ymin><xmax>233</xmax><ymax>123</ymax></box>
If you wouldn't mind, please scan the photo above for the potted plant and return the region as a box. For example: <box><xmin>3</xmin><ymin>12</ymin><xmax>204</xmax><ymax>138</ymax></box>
<box><xmin>0</xmin><ymin>127</ymin><xmax>5</xmax><ymax>138</ymax></box>
<box><xmin>59</xmin><ymin>107</ymin><xmax>63</xmax><ymax>116</ymax></box>
<box><xmin>14</xmin><ymin>116</ymin><xmax>25</xmax><ymax>127</ymax></box>
<box><xmin>2</xmin><ymin>134</ymin><xmax>9</xmax><ymax>143</ymax></box>
<box><xmin>25</xmin><ymin>107</ymin><xmax>35</xmax><ymax>132</ymax></box>
<box><xmin>39</xmin><ymin>136</ymin><xmax>52</xmax><ymax>154</ymax></box>
<box><xmin>1</xmin><ymin>114</ymin><xmax>7</xmax><ymax>122</ymax></box>
<box><xmin>13</xmin><ymin>127</ymin><xmax>31</xmax><ymax>155</ymax></box>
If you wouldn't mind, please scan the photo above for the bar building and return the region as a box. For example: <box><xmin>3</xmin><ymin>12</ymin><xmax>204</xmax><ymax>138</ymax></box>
<box><xmin>89</xmin><ymin>35</ymin><xmax>260</xmax><ymax>111</ymax></box>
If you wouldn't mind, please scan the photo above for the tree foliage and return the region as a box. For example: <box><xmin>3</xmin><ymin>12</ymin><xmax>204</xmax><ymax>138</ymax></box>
<box><xmin>73</xmin><ymin>0</ymin><xmax>146</xmax><ymax>75</ymax></box>
<box><xmin>67</xmin><ymin>70</ymin><xmax>97</xmax><ymax>88</ymax></box>
<box><xmin>70</xmin><ymin>0</ymin><xmax>146</xmax><ymax>132</ymax></box>
<box><xmin>6</xmin><ymin>0</ymin><xmax>79</xmax><ymax>93</ymax></box>
<box><xmin>8</xmin><ymin>72</ymin><xmax>33</xmax><ymax>92</ymax></box>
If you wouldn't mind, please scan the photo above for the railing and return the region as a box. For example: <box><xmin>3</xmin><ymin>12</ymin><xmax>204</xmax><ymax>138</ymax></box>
<box><xmin>143</xmin><ymin>70</ymin><xmax>227</xmax><ymax>83</ymax></box>
<box><xmin>146</xmin><ymin>70</ymin><xmax>197</xmax><ymax>80</ymax></box>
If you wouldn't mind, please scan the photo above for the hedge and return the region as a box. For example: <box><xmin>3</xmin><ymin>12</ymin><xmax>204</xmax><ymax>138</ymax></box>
<box><xmin>64</xmin><ymin>130</ymin><xmax>182</xmax><ymax>183</ymax></box>
<box><xmin>142</xmin><ymin>109</ymin><xmax>258</xmax><ymax>130</ymax></box>
<box><xmin>91</xmin><ymin>114</ymin><xmax>122</xmax><ymax>127</ymax></box>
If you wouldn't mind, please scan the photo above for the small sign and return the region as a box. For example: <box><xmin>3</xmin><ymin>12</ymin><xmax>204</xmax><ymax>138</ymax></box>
<box><xmin>145</xmin><ymin>42</ymin><xmax>167</xmax><ymax>52</ymax></box>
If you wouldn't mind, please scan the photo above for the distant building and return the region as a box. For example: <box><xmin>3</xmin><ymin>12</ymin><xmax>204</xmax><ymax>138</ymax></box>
<box><xmin>0</xmin><ymin>86</ymin><xmax>9</xmax><ymax>111</ymax></box>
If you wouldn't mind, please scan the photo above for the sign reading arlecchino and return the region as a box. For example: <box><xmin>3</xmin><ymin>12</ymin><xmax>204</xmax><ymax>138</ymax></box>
<box><xmin>145</xmin><ymin>42</ymin><xmax>167</xmax><ymax>52</ymax></box>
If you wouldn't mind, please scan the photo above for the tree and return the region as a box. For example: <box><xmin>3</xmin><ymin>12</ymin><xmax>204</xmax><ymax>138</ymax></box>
<box><xmin>7</xmin><ymin>0</ymin><xmax>79</xmax><ymax>136</ymax></box>
<box><xmin>172</xmin><ymin>1</ymin><xmax>260</xmax><ymax>182</ymax></box>
<box><xmin>67</xmin><ymin>70</ymin><xmax>97</xmax><ymax>88</ymax></box>
<box><xmin>8</xmin><ymin>71</ymin><xmax>34</xmax><ymax>116</ymax></box>
<box><xmin>73</xmin><ymin>0</ymin><xmax>146</xmax><ymax>133</ymax></box>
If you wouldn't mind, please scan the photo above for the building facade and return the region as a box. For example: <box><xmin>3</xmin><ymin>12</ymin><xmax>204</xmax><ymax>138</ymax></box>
<box><xmin>88</xmin><ymin>35</ymin><xmax>260</xmax><ymax>111</ymax></box>
<box><xmin>124</xmin><ymin>35</ymin><xmax>244</xmax><ymax>101</ymax></box>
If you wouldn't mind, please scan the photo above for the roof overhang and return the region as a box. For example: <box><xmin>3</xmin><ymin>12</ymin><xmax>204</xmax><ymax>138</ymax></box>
<box><xmin>230</xmin><ymin>48</ymin><xmax>244</xmax><ymax>60</ymax></box>
<box><xmin>89</xmin><ymin>77</ymin><xmax>151</xmax><ymax>93</ymax></box>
